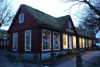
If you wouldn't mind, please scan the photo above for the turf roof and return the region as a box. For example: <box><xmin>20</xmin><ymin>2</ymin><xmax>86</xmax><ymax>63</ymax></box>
<box><xmin>22</xmin><ymin>4</ymin><xmax>93</xmax><ymax>38</ymax></box>
<box><xmin>75</xmin><ymin>27</ymin><xmax>93</xmax><ymax>38</ymax></box>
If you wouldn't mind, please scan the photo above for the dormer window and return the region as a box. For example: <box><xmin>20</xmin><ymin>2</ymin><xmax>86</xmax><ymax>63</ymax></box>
<box><xmin>68</xmin><ymin>21</ymin><xmax>71</xmax><ymax>29</ymax></box>
<box><xmin>19</xmin><ymin>13</ymin><xmax>24</xmax><ymax>23</ymax></box>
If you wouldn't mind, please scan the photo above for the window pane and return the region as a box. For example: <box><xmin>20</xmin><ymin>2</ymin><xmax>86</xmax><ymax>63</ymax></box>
<box><xmin>42</xmin><ymin>29</ymin><xmax>51</xmax><ymax>51</ymax></box>
<box><xmin>85</xmin><ymin>39</ymin><xmax>88</xmax><ymax>47</ymax></box>
<box><xmin>82</xmin><ymin>38</ymin><xmax>85</xmax><ymax>48</ymax></box>
<box><xmin>63</xmin><ymin>34</ymin><xmax>68</xmax><ymax>49</ymax></box>
<box><xmin>79</xmin><ymin>37</ymin><xmax>82</xmax><ymax>48</ymax></box>
<box><xmin>19</xmin><ymin>13</ymin><xmax>24</xmax><ymax>23</ymax></box>
<box><xmin>69</xmin><ymin>36</ymin><xmax>72</xmax><ymax>49</ymax></box>
<box><xmin>53</xmin><ymin>32</ymin><xmax>60</xmax><ymax>50</ymax></box>
<box><xmin>73</xmin><ymin>36</ymin><xmax>76</xmax><ymax>49</ymax></box>
<box><xmin>88</xmin><ymin>39</ymin><xmax>92</xmax><ymax>47</ymax></box>
<box><xmin>25</xmin><ymin>30</ymin><xmax>31</xmax><ymax>51</ymax></box>
<box><xmin>13</xmin><ymin>33</ymin><xmax>18</xmax><ymax>51</ymax></box>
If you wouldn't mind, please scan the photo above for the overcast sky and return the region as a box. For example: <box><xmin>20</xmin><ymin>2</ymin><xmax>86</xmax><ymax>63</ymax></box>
<box><xmin>1</xmin><ymin>0</ymin><xmax>82</xmax><ymax>30</ymax></box>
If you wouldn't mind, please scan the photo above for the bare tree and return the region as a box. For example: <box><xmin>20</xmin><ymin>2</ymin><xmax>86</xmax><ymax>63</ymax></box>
<box><xmin>0</xmin><ymin>0</ymin><xmax>14</xmax><ymax>28</ymax></box>
<box><xmin>62</xmin><ymin>0</ymin><xmax>100</xmax><ymax>36</ymax></box>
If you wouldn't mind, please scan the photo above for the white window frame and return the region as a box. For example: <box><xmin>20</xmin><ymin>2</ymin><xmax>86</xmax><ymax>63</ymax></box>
<box><xmin>13</xmin><ymin>33</ymin><xmax>18</xmax><ymax>51</ymax></box>
<box><xmin>42</xmin><ymin>29</ymin><xmax>51</xmax><ymax>51</ymax></box>
<box><xmin>19</xmin><ymin>13</ymin><xmax>24</xmax><ymax>23</ymax></box>
<box><xmin>25</xmin><ymin>30</ymin><xmax>31</xmax><ymax>51</ymax></box>
<box><xmin>53</xmin><ymin>32</ymin><xmax>60</xmax><ymax>50</ymax></box>
<box><xmin>63</xmin><ymin>34</ymin><xmax>68</xmax><ymax>50</ymax></box>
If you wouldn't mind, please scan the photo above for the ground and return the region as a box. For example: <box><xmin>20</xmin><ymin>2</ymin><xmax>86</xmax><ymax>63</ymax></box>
<box><xmin>0</xmin><ymin>51</ymin><xmax>100</xmax><ymax>67</ymax></box>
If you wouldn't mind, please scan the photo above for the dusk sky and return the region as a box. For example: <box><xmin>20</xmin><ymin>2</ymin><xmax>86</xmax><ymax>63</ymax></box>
<box><xmin>1</xmin><ymin>0</ymin><xmax>83</xmax><ymax>30</ymax></box>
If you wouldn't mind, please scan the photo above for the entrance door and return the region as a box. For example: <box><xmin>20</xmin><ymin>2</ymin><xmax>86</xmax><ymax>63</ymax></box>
<box><xmin>69</xmin><ymin>36</ymin><xmax>72</xmax><ymax>49</ymax></box>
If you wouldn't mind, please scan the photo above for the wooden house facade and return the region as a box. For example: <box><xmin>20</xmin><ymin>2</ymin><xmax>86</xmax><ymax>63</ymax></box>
<box><xmin>8</xmin><ymin>4</ymin><xmax>96</xmax><ymax>61</ymax></box>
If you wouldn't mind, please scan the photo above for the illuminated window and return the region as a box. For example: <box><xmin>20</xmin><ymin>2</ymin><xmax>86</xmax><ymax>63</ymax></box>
<box><xmin>79</xmin><ymin>37</ymin><xmax>82</xmax><ymax>48</ymax></box>
<box><xmin>25</xmin><ymin>30</ymin><xmax>31</xmax><ymax>51</ymax></box>
<box><xmin>69</xmin><ymin>36</ymin><xmax>72</xmax><ymax>49</ymax></box>
<box><xmin>42</xmin><ymin>29</ymin><xmax>51</xmax><ymax>51</ymax></box>
<box><xmin>53</xmin><ymin>32</ymin><xmax>60</xmax><ymax>50</ymax></box>
<box><xmin>85</xmin><ymin>39</ymin><xmax>88</xmax><ymax>47</ymax></box>
<box><xmin>63</xmin><ymin>34</ymin><xmax>68</xmax><ymax>49</ymax></box>
<box><xmin>88</xmin><ymin>39</ymin><xmax>92</xmax><ymax>47</ymax></box>
<box><xmin>82</xmin><ymin>38</ymin><xmax>85</xmax><ymax>48</ymax></box>
<box><xmin>73</xmin><ymin>36</ymin><xmax>76</xmax><ymax>49</ymax></box>
<box><xmin>13</xmin><ymin>33</ymin><xmax>18</xmax><ymax>51</ymax></box>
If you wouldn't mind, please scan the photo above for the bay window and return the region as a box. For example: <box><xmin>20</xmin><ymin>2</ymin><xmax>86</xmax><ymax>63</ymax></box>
<box><xmin>13</xmin><ymin>33</ymin><xmax>18</xmax><ymax>51</ymax></box>
<box><xmin>25</xmin><ymin>30</ymin><xmax>31</xmax><ymax>51</ymax></box>
<box><xmin>53</xmin><ymin>32</ymin><xmax>60</xmax><ymax>50</ymax></box>
<box><xmin>63</xmin><ymin>34</ymin><xmax>68</xmax><ymax>49</ymax></box>
<box><xmin>42</xmin><ymin>29</ymin><xmax>51</xmax><ymax>51</ymax></box>
<box><xmin>73</xmin><ymin>36</ymin><xmax>76</xmax><ymax>49</ymax></box>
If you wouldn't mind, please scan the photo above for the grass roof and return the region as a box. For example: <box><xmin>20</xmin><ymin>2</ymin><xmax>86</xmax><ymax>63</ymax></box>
<box><xmin>75</xmin><ymin>27</ymin><xmax>93</xmax><ymax>38</ymax></box>
<box><xmin>22</xmin><ymin>4</ymin><xmax>94</xmax><ymax>38</ymax></box>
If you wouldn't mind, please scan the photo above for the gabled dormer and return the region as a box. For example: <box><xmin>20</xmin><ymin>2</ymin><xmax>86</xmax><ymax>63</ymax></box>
<box><xmin>57</xmin><ymin>15</ymin><xmax>77</xmax><ymax>35</ymax></box>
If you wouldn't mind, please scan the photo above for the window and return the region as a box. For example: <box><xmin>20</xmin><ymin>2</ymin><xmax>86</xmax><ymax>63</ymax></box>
<box><xmin>42</xmin><ymin>29</ymin><xmax>51</xmax><ymax>51</ymax></box>
<box><xmin>25</xmin><ymin>30</ymin><xmax>31</xmax><ymax>51</ymax></box>
<box><xmin>85</xmin><ymin>39</ymin><xmax>88</xmax><ymax>47</ymax></box>
<box><xmin>19</xmin><ymin>13</ymin><xmax>24</xmax><ymax>23</ymax></box>
<box><xmin>4</xmin><ymin>40</ymin><xmax>6</xmax><ymax>46</ymax></box>
<box><xmin>68</xmin><ymin>21</ymin><xmax>71</xmax><ymax>29</ymax></box>
<box><xmin>82</xmin><ymin>38</ymin><xmax>85</xmax><ymax>48</ymax></box>
<box><xmin>79</xmin><ymin>37</ymin><xmax>82</xmax><ymax>48</ymax></box>
<box><xmin>7</xmin><ymin>40</ymin><xmax>9</xmax><ymax>46</ymax></box>
<box><xmin>88</xmin><ymin>39</ymin><xmax>92</xmax><ymax>47</ymax></box>
<box><xmin>63</xmin><ymin>34</ymin><xmax>68</xmax><ymax>49</ymax></box>
<box><xmin>53</xmin><ymin>32</ymin><xmax>60</xmax><ymax>50</ymax></box>
<box><xmin>73</xmin><ymin>36</ymin><xmax>76</xmax><ymax>49</ymax></box>
<box><xmin>69</xmin><ymin>36</ymin><xmax>72</xmax><ymax>49</ymax></box>
<box><xmin>13</xmin><ymin>33</ymin><xmax>18</xmax><ymax>51</ymax></box>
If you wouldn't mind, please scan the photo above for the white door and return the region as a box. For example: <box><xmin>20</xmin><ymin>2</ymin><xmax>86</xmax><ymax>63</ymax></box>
<box><xmin>69</xmin><ymin>36</ymin><xmax>72</xmax><ymax>49</ymax></box>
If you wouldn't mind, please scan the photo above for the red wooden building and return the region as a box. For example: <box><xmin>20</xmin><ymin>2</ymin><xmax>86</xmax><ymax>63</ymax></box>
<box><xmin>8</xmin><ymin>4</ymin><xmax>96</xmax><ymax>61</ymax></box>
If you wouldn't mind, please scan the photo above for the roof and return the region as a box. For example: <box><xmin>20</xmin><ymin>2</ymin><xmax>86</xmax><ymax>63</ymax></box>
<box><xmin>75</xmin><ymin>27</ymin><xmax>94</xmax><ymax>38</ymax></box>
<box><xmin>22</xmin><ymin>4</ymin><xmax>63</xmax><ymax>31</ymax></box>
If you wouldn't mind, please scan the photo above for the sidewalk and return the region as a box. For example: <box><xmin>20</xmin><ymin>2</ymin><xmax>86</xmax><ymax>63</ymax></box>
<box><xmin>56</xmin><ymin>51</ymin><xmax>100</xmax><ymax>67</ymax></box>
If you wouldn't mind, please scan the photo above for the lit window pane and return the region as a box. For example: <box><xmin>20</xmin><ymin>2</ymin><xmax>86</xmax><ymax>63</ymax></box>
<box><xmin>88</xmin><ymin>39</ymin><xmax>92</xmax><ymax>47</ymax></box>
<box><xmin>82</xmin><ymin>38</ymin><xmax>85</xmax><ymax>48</ymax></box>
<box><xmin>73</xmin><ymin>36</ymin><xmax>76</xmax><ymax>49</ymax></box>
<box><xmin>79</xmin><ymin>37</ymin><xmax>82</xmax><ymax>48</ymax></box>
<box><xmin>63</xmin><ymin>34</ymin><xmax>68</xmax><ymax>49</ymax></box>
<box><xmin>69</xmin><ymin>36</ymin><xmax>72</xmax><ymax>49</ymax></box>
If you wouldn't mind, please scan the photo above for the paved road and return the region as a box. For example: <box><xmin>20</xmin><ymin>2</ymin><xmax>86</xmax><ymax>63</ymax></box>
<box><xmin>56</xmin><ymin>51</ymin><xmax>100</xmax><ymax>67</ymax></box>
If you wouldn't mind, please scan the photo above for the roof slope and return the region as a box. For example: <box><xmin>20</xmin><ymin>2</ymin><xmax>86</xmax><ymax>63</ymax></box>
<box><xmin>75</xmin><ymin>27</ymin><xmax>94</xmax><ymax>38</ymax></box>
<box><xmin>22</xmin><ymin>4</ymin><xmax>62</xmax><ymax>31</ymax></box>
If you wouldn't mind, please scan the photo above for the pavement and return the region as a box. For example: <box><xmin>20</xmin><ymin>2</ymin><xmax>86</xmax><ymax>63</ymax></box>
<box><xmin>0</xmin><ymin>51</ymin><xmax>100</xmax><ymax>67</ymax></box>
<box><xmin>56</xmin><ymin>51</ymin><xmax>100</xmax><ymax>67</ymax></box>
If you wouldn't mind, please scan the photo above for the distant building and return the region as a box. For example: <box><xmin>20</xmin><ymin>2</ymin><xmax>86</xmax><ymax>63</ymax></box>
<box><xmin>0</xmin><ymin>29</ymin><xmax>9</xmax><ymax>51</ymax></box>
<box><xmin>8</xmin><ymin>4</ymin><xmax>96</xmax><ymax>61</ymax></box>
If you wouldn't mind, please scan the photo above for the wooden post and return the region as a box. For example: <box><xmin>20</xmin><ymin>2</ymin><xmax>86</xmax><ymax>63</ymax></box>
<box><xmin>76</xmin><ymin>54</ymin><xmax>82</xmax><ymax>67</ymax></box>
